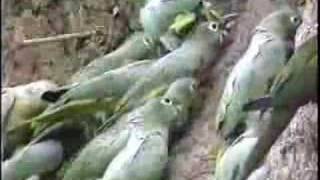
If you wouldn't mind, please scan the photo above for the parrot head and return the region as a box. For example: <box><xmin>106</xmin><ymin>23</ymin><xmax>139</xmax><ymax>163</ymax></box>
<box><xmin>13</xmin><ymin>80</ymin><xmax>58</xmax><ymax>118</ymax></box>
<box><xmin>258</xmin><ymin>8</ymin><xmax>302</xmax><ymax>40</ymax></box>
<box><xmin>141</xmin><ymin>78</ymin><xmax>198</xmax><ymax>128</ymax></box>
<box><xmin>190</xmin><ymin>13</ymin><xmax>238</xmax><ymax>46</ymax></box>
<box><xmin>162</xmin><ymin>77</ymin><xmax>199</xmax><ymax>128</ymax></box>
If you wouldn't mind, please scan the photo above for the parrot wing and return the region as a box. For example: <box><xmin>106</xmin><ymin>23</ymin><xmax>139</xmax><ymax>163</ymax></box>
<box><xmin>1</xmin><ymin>88</ymin><xmax>15</xmax><ymax>124</ymax></box>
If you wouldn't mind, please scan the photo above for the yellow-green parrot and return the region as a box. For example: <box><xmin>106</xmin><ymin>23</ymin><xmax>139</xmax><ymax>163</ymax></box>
<box><xmin>243</xmin><ymin>34</ymin><xmax>318</xmax><ymax>112</ymax></box>
<box><xmin>140</xmin><ymin>0</ymin><xmax>202</xmax><ymax>41</ymax></box>
<box><xmin>215</xmin><ymin>7</ymin><xmax>302</xmax><ymax>143</ymax></box>
<box><xmin>71</xmin><ymin>0</ymin><xmax>205</xmax><ymax>83</ymax></box>
<box><xmin>2</xmin><ymin>140</ymin><xmax>63</xmax><ymax>180</ymax></box>
<box><xmin>109</xmin><ymin>16</ymin><xmax>237</xmax><ymax>126</ymax></box>
<box><xmin>101</xmin><ymin>79</ymin><xmax>198</xmax><ymax>180</ymax></box>
<box><xmin>213</xmin><ymin>128</ymin><xmax>259</xmax><ymax>180</ymax></box>
<box><xmin>61</xmin><ymin>78</ymin><xmax>198</xmax><ymax>180</ymax></box>
<box><xmin>246</xmin><ymin>165</ymin><xmax>270</xmax><ymax>180</ymax></box>
<box><xmin>70</xmin><ymin>32</ymin><xmax>158</xmax><ymax>83</ymax></box>
<box><xmin>238</xmin><ymin>34</ymin><xmax>318</xmax><ymax>180</ymax></box>
<box><xmin>2</xmin><ymin>120</ymin><xmax>89</xmax><ymax>180</ymax></box>
<box><xmin>27</xmin><ymin>60</ymin><xmax>153</xmax><ymax>130</ymax></box>
<box><xmin>1</xmin><ymin>80</ymin><xmax>58</xmax><ymax>159</ymax></box>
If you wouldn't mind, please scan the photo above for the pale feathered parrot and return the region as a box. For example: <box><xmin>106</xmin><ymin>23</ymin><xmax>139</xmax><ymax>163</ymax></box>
<box><xmin>61</xmin><ymin>77</ymin><xmax>198</xmax><ymax>180</ymax></box>
<box><xmin>109</xmin><ymin>16</ymin><xmax>236</xmax><ymax>126</ymax></box>
<box><xmin>101</xmin><ymin>79</ymin><xmax>197</xmax><ymax>180</ymax></box>
<box><xmin>70</xmin><ymin>32</ymin><xmax>158</xmax><ymax>83</ymax></box>
<box><xmin>2</xmin><ymin>140</ymin><xmax>63</xmax><ymax>180</ymax></box>
<box><xmin>238</xmin><ymin>34</ymin><xmax>318</xmax><ymax>180</ymax></box>
<box><xmin>214</xmin><ymin>35</ymin><xmax>317</xmax><ymax>180</ymax></box>
<box><xmin>71</xmin><ymin>0</ymin><xmax>204</xmax><ymax>83</ymax></box>
<box><xmin>22</xmin><ymin>60</ymin><xmax>153</xmax><ymax>133</ymax></box>
<box><xmin>246</xmin><ymin>165</ymin><xmax>270</xmax><ymax>180</ymax></box>
<box><xmin>2</xmin><ymin>120</ymin><xmax>89</xmax><ymax>180</ymax></box>
<box><xmin>1</xmin><ymin>80</ymin><xmax>58</xmax><ymax>159</ymax></box>
<box><xmin>140</xmin><ymin>0</ymin><xmax>202</xmax><ymax>41</ymax></box>
<box><xmin>215</xmin><ymin>7</ymin><xmax>302</xmax><ymax>143</ymax></box>
<box><xmin>243</xmin><ymin>34</ymin><xmax>318</xmax><ymax>112</ymax></box>
<box><xmin>213</xmin><ymin>129</ymin><xmax>259</xmax><ymax>180</ymax></box>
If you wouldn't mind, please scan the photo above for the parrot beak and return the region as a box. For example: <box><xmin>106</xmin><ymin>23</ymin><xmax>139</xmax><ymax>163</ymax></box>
<box><xmin>175</xmin><ymin>105</ymin><xmax>183</xmax><ymax>114</ymax></box>
<box><xmin>222</xmin><ymin>13</ymin><xmax>239</xmax><ymax>33</ymax></box>
<box><xmin>219</xmin><ymin>13</ymin><xmax>238</xmax><ymax>44</ymax></box>
<box><xmin>177</xmin><ymin>105</ymin><xmax>183</xmax><ymax>112</ymax></box>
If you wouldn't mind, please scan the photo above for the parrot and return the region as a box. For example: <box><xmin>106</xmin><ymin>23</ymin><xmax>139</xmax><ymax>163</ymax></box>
<box><xmin>213</xmin><ymin>129</ymin><xmax>259</xmax><ymax>180</ymax></box>
<box><xmin>61</xmin><ymin>77</ymin><xmax>198</xmax><ymax>180</ymax></box>
<box><xmin>71</xmin><ymin>0</ymin><xmax>206</xmax><ymax>83</ymax></box>
<box><xmin>159</xmin><ymin>12</ymin><xmax>197</xmax><ymax>51</ymax></box>
<box><xmin>2</xmin><ymin>120</ymin><xmax>89</xmax><ymax>180</ymax></box>
<box><xmin>140</xmin><ymin>0</ymin><xmax>230</xmax><ymax>52</ymax></box>
<box><xmin>1</xmin><ymin>140</ymin><xmax>63</xmax><ymax>180</ymax></box>
<box><xmin>213</xmin><ymin>105</ymin><xmax>274</xmax><ymax>180</ymax></box>
<box><xmin>214</xmin><ymin>7</ymin><xmax>302</xmax><ymax>143</ymax></box>
<box><xmin>107</xmin><ymin>16</ymin><xmax>237</xmax><ymax>128</ymax></box>
<box><xmin>237</xmin><ymin>34</ymin><xmax>318</xmax><ymax>180</ymax></box>
<box><xmin>100</xmin><ymin>99</ymin><xmax>171</xmax><ymax>180</ymax></box>
<box><xmin>70</xmin><ymin>32</ymin><xmax>158</xmax><ymax>83</ymax></box>
<box><xmin>242</xmin><ymin>34</ymin><xmax>317</xmax><ymax>111</ymax></box>
<box><xmin>214</xmin><ymin>33</ymin><xmax>317</xmax><ymax>180</ymax></box>
<box><xmin>246</xmin><ymin>165</ymin><xmax>270</xmax><ymax>180</ymax></box>
<box><xmin>20</xmin><ymin>60</ymin><xmax>154</xmax><ymax>132</ymax></box>
<box><xmin>101</xmin><ymin>78</ymin><xmax>198</xmax><ymax>180</ymax></box>
<box><xmin>139</xmin><ymin>0</ymin><xmax>202</xmax><ymax>42</ymax></box>
<box><xmin>1</xmin><ymin>80</ymin><xmax>58</xmax><ymax>160</ymax></box>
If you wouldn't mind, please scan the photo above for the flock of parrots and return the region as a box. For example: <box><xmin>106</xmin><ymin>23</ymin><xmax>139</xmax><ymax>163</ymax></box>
<box><xmin>1</xmin><ymin>0</ymin><xmax>317</xmax><ymax>180</ymax></box>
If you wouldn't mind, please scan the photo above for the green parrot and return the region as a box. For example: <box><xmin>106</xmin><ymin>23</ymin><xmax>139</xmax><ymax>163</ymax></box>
<box><xmin>139</xmin><ymin>0</ymin><xmax>202</xmax><ymax>41</ymax></box>
<box><xmin>2</xmin><ymin>140</ymin><xmax>63</xmax><ymax>180</ymax></box>
<box><xmin>61</xmin><ymin>77</ymin><xmax>198</xmax><ymax>180</ymax></box>
<box><xmin>71</xmin><ymin>0</ymin><xmax>205</xmax><ymax>84</ymax></box>
<box><xmin>214</xmin><ymin>35</ymin><xmax>317</xmax><ymax>180</ymax></box>
<box><xmin>2</xmin><ymin>120</ymin><xmax>89</xmax><ymax>180</ymax></box>
<box><xmin>237</xmin><ymin>34</ymin><xmax>318</xmax><ymax>180</ymax></box>
<box><xmin>246</xmin><ymin>165</ymin><xmax>270</xmax><ymax>180</ymax></box>
<box><xmin>243</xmin><ymin>34</ymin><xmax>318</xmax><ymax>112</ymax></box>
<box><xmin>25</xmin><ymin>60</ymin><xmax>153</xmax><ymax>131</ymax></box>
<box><xmin>100</xmin><ymin>100</ymin><xmax>171</xmax><ymax>180</ymax></box>
<box><xmin>160</xmin><ymin>12</ymin><xmax>197</xmax><ymax>51</ymax></box>
<box><xmin>70</xmin><ymin>32</ymin><xmax>158</xmax><ymax>83</ymax></box>
<box><xmin>140</xmin><ymin>0</ymin><xmax>231</xmax><ymax>52</ymax></box>
<box><xmin>213</xmin><ymin>129</ymin><xmax>259</xmax><ymax>180</ymax></box>
<box><xmin>101</xmin><ymin>79</ymin><xmax>198</xmax><ymax>180</ymax></box>
<box><xmin>109</xmin><ymin>17</ymin><xmax>236</xmax><ymax>126</ymax></box>
<box><xmin>214</xmin><ymin>7</ymin><xmax>302</xmax><ymax>143</ymax></box>
<box><xmin>1</xmin><ymin>80</ymin><xmax>58</xmax><ymax>159</ymax></box>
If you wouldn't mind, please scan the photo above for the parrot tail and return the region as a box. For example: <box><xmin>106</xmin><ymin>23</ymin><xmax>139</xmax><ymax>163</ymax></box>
<box><xmin>242</xmin><ymin>96</ymin><xmax>272</xmax><ymax>111</ymax></box>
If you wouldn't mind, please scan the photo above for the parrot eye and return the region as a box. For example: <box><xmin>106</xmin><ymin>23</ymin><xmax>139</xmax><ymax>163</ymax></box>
<box><xmin>190</xmin><ymin>81</ymin><xmax>197</xmax><ymax>92</ymax></box>
<box><xmin>143</xmin><ymin>37</ymin><xmax>153</xmax><ymax>47</ymax></box>
<box><xmin>161</xmin><ymin>98</ymin><xmax>173</xmax><ymax>106</ymax></box>
<box><xmin>208</xmin><ymin>22</ymin><xmax>219</xmax><ymax>32</ymax></box>
<box><xmin>290</xmin><ymin>16</ymin><xmax>300</xmax><ymax>25</ymax></box>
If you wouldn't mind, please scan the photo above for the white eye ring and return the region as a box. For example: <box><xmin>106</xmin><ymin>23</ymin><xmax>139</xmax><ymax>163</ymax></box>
<box><xmin>190</xmin><ymin>82</ymin><xmax>197</xmax><ymax>92</ymax></box>
<box><xmin>143</xmin><ymin>37</ymin><xmax>153</xmax><ymax>47</ymax></box>
<box><xmin>290</xmin><ymin>16</ymin><xmax>300</xmax><ymax>25</ymax></box>
<box><xmin>208</xmin><ymin>22</ymin><xmax>219</xmax><ymax>32</ymax></box>
<box><xmin>161</xmin><ymin>98</ymin><xmax>173</xmax><ymax>106</ymax></box>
